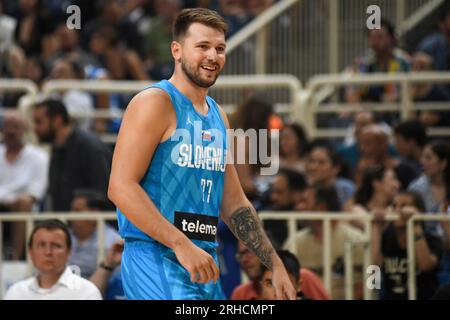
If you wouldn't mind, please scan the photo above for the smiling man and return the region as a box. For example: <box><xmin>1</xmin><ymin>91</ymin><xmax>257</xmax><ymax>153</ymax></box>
<box><xmin>108</xmin><ymin>8</ymin><xmax>295</xmax><ymax>300</ymax></box>
<box><xmin>4</xmin><ymin>219</ymin><xmax>102</xmax><ymax>300</ymax></box>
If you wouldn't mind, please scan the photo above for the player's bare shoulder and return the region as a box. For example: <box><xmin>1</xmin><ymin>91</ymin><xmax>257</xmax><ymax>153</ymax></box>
<box><xmin>121</xmin><ymin>87</ymin><xmax>177</xmax><ymax>141</ymax></box>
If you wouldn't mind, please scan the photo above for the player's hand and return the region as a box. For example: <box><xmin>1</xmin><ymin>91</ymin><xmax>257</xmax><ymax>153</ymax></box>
<box><xmin>173</xmin><ymin>238</ymin><xmax>220</xmax><ymax>284</ymax></box>
<box><xmin>271</xmin><ymin>261</ymin><xmax>297</xmax><ymax>300</ymax></box>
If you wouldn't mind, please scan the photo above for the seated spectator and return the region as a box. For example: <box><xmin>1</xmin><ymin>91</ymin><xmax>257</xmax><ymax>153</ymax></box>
<box><xmin>417</xmin><ymin>4</ymin><xmax>450</xmax><ymax>72</ymax></box>
<box><xmin>4</xmin><ymin>219</ymin><xmax>102</xmax><ymax>300</ymax></box>
<box><xmin>337</xmin><ymin>111</ymin><xmax>397</xmax><ymax>171</ymax></box>
<box><xmin>0</xmin><ymin>111</ymin><xmax>48</xmax><ymax>260</ymax></box>
<box><xmin>14</xmin><ymin>0</ymin><xmax>54</xmax><ymax>57</ymax></box>
<box><xmin>410</xmin><ymin>52</ymin><xmax>450</xmax><ymax>128</ymax></box>
<box><xmin>0</xmin><ymin>44</ymin><xmax>27</xmax><ymax>107</ymax></box>
<box><xmin>231</xmin><ymin>241</ymin><xmax>264</xmax><ymax>300</ymax></box>
<box><xmin>217</xmin><ymin>0</ymin><xmax>251</xmax><ymax>37</ymax></box>
<box><xmin>393</xmin><ymin>120</ymin><xmax>427</xmax><ymax>175</ymax></box>
<box><xmin>372</xmin><ymin>191</ymin><xmax>442</xmax><ymax>300</ymax></box>
<box><xmin>278</xmin><ymin>122</ymin><xmax>308</xmax><ymax>173</ymax></box>
<box><xmin>89</xmin><ymin>239</ymin><xmax>125</xmax><ymax>300</ymax></box>
<box><xmin>142</xmin><ymin>0</ymin><xmax>180</xmax><ymax>80</ymax></box>
<box><xmin>305</xmin><ymin>141</ymin><xmax>355</xmax><ymax>206</ymax></box>
<box><xmin>231</xmin><ymin>241</ymin><xmax>330</xmax><ymax>300</ymax></box>
<box><xmin>349</xmin><ymin>165</ymin><xmax>400</xmax><ymax>229</ymax></box>
<box><xmin>89</xmin><ymin>24</ymin><xmax>147</xmax><ymax>81</ymax></box>
<box><xmin>408</xmin><ymin>140</ymin><xmax>450</xmax><ymax>236</ymax></box>
<box><xmin>259</xmin><ymin>250</ymin><xmax>315</xmax><ymax>300</ymax></box>
<box><xmin>263</xmin><ymin>168</ymin><xmax>308</xmax><ymax>248</ymax></box>
<box><xmin>355</xmin><ymin>124</ymin><xmax>417</xmax><ymax>189</ymax></box>
<box><xmin>285</xmin><ymin>184</ymin><xmax>365</xmax><ymax>299</ymax></box>
<box><xmin>32</xmin><ymin>99</ymin><xmax>112</xmax><ymax>211</ymax></box>
<box><xmin>44</xmin><ymin>23</ymin><xmax>97</xmax><ymax>68</ymax></box>
<box><xmin>345</xmin><ymin>19</ymin><xmax>410</xmax><ymax>106</ymax></box>
<box><xmin>68</xmin><ymin>190</ymin><xmax>121</xmax><ymax>278</ymax></box>
<box><xmin>48</xmin><ymin>57</ymin><xmax>95</xmax><ymax>131</ymax></box>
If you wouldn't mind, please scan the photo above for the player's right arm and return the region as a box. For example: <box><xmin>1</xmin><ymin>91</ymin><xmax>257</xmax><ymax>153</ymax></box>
<box><xmin>108</xmin><ymin>89</ymin><xmax>219</xmax><ymax>284</ymax></box>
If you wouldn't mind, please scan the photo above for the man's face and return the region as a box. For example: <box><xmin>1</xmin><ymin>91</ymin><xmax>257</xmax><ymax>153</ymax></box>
<box><xmin>359</xmin><ymin>130</ymin><xmax>387</xmax><ymax>159</ymax></box>
<box><xmin>236</xmin><ymin>242</ymin><xmax>261</xmax><ymax>280</ymax></box>
<box><xmin>2</xmin><ymin>114</ymin><xmax>26</xmax><ymax>148</ymax></box>
<box><xmin>50</xmin><ymin>60</ymin><xmax>75</xmax><ymax>80</ymax></box>
<box><xmin>394</xmin><ymin>134</ymin><xmax>412</xmax><ymax>158</ymax></box>
<box><xmin>421</xmin><ymin>146</ymin><xmax>447</xmax><ymax>177</ymax></box>
<box><xmin>260</xmin><ymin>270</ymin><xmax>299</xmax><ymax>300</ymax></box>
<box><xmin>368</xmin><ymin>26</ymin><xmax>393</xmax><ymax>56</ymax></box>
<box><xmin>70</xmin><ymin>197</ymin><xmax>97</xmax><ymax>240</ymax></box>
<box><xmin>33</xmin><ymin>106</ymin><xmax>55</xmax><ymax>143</ymax></box>
<box><xmin>270</xmin><ymin>175</ymin><xmax>293</xmax><ymax>210</ymax></box>
<box><xmin>29</xmin><ymin>228</ymin><xmax>70</xmax><ymax>276</ymax></box>
<box><xmin>305</xmin><ymin>148</ymin><xmax>337</xmax><ymax>184</ymax></box>
<box><xmin>439</xmin><ymin>12</ymin><xmax>450</xmax><ymax>37</ymax></box>
<box><xmin>176</xmin><ymin>23</ymin><xmax>226</xmax><ymax>88</ymax></box>
<box><xmin>354</xmin><ymin>112</ymin><xmax>374</xmax><ymax>142</ymax></box>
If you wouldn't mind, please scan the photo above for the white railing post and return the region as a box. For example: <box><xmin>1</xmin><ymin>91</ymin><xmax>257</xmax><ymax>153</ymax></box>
<box><xmin>407</xmin><ymin>216</ymin><xmax>416</xmax><ymax>300</ymax></box>
<box><xmin>323</xmin><ymin>217</ymin><xmax>332</xmax><ymax>294</ymax></box>
<box><xmin>97</xmin><ymin>216</ymin><xmax>105</xmax><ymax>266</ymax></box>
<box><xmin>25</xmin><ymin>217</ymin><xmax>34</xmax><ymax>277</ymax></box>
<box><xmin>256</xmin><ymin>26</ymin><xmax>268</xmax><ymax>75</ymax></box>
<box><xmin>344</xmin><ymin>241</ymin><xmax>354</xmax><ymax>300</ymax></box>
<box><xmin>363</xmin><ymin>219</ymin><xmax>373</xmax><ymax>300</ymax></box>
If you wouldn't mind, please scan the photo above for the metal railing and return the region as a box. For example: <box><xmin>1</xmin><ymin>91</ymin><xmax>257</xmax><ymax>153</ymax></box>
<box><xmin>39</xmin><ymin>75</ymin><xmax>302</xmax><ymax>143</ymax></box>
<box><xmin>224</xmin><ymin>0</ymin><xmax>435</xmax><ymax>84</ymax></box>
<box><xmin>0</xmin><ymin>212</ymin><xmax>116</xmax><ymax>299</ymax></box>
<box><xmin>303</xmin><ymin>71</ymin><xmax>450</xmax><ymax>138</ymax></box>
<box><xmin>0</xmin><ymin>211</ymin><xmax>448</xmax><ymax>300</ymax></box>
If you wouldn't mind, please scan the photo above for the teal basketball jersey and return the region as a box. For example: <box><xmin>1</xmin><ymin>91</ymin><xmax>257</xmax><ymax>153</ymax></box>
<box><xmin>117</xmin><ymin>80</ymin><xmax>228</xmax><ymax>252</ymax></box>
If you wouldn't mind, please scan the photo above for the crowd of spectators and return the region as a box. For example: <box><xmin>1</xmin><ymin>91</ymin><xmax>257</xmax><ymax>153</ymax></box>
<box><xmin>1</xmin><ymin>1</ymin><xmax>450</xmax><ymax>300</ymax></box>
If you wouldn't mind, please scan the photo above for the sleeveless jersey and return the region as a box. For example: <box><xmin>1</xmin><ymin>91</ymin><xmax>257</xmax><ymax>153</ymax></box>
<box><xmin>117</xmin><ymin>80</ymin><xmax>228</xmax><ymax>252</ymax></box>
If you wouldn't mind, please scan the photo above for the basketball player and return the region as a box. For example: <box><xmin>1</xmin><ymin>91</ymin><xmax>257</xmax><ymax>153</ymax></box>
<box><xmin>108</xmin><ymin>8</ymin><xmax>295</xmax><ymax>300</ymax></box>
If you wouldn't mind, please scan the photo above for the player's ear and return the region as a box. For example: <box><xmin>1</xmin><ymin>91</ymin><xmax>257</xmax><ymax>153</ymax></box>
<box><xmin>171</xmin><ymin>41</ymin><xmax>182</xmax><ymax>62</ymax></box>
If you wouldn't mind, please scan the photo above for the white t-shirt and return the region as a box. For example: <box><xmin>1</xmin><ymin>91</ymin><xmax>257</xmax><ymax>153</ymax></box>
<box><xmin>4</xmin><ymin>267</ymin><xmax>102</xmax><ymax>300</ymax></box>
<box><xmin>0</xmin><ymin>144</ymin><xmax>49</xmax><ymax>203</ymax></box>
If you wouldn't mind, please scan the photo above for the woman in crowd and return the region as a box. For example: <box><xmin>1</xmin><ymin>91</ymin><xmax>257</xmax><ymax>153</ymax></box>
<box><xmin>408</xmin><ymin>140</ymin><xmax>450</xmax><ymax>236</ymax></box>
<box><xmin>349</xmin><ymin>165</ymin><xmax>400</xmax><ymax>229</ymax></box>
<box><xmin>305</xmin><ymin>141</ymin><xmax>355</xmax><ymax>206</ymax></box>
<box><xmin>279</xmin><ymin>123</ymin><xmax>308</xmax><ymax>173</ymax></box>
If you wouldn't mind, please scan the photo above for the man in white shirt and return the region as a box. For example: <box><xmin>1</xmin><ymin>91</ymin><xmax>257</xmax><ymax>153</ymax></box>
<box><xmin>0</xmin><ymin>110</ymin><xmax>48</xmax><ymax>259</ymax></box>
<box><xmin>4</xmin><ymin>219</ymin><xmax>102</xmax><ymax>300</ymax></box>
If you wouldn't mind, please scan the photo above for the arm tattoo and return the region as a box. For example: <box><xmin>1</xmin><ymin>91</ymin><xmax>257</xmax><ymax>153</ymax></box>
<box><xmin>228</xmin><ymin>207</ymin><xmax>274</xmax><ymax>270</ymax></box>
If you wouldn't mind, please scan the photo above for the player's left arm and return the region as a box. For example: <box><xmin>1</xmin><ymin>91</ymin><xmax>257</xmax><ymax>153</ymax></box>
<box><xmin>217</xmin><ymin>106</ymin><xmax>296</xmax><ymax>300</ymax></box>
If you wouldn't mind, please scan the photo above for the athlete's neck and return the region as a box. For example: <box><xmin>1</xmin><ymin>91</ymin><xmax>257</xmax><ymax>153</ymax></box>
<box><xmin>168</xmin><ymin>75</ymin><xmax>209</xmax><ymax>114</ymax></box>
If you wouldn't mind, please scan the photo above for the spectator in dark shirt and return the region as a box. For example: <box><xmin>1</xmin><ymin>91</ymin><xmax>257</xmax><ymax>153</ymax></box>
<box><xmin>417</xmin><ymin>4</ymin><xmax>450</xmax><ymax>71</ymax></box>
<box><xmin>410</xmin><ymin>52</ymin><xmax>450</xmax><ymax>127</ymax></box>
<box><xmin>32</xmin><ymin>99</ymin><xmax>112</xmax><ymax>211</ymax></box>
<box><xmin>263</xmin><ymin>168</ymin><xmax>308</xmax><ymax>248</ymax></box>
<box><xmin>393</xmin><ymin>120</ymin><xmax>428</xmax><ymax>176</ymax></box>
<box><xmin>355</xmin><ymin>124</ymin><xmax>418</xmax><ymax>189</ymax></box>
<box><xmin>372</xmin><ymin>191</ymin><xmax>442</xmax><ymax>300</ymax></box>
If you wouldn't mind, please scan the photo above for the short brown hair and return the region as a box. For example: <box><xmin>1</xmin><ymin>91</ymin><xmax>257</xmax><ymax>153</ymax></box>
<box><xmin>28</xmin><ymin>219</ymin><xmax>72</xmax><ymax>249</ymax></box>
<box><xmin>172</xmin><ymin>8</ymin><xmax>228</xmax><ymax>40</ymax></box>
